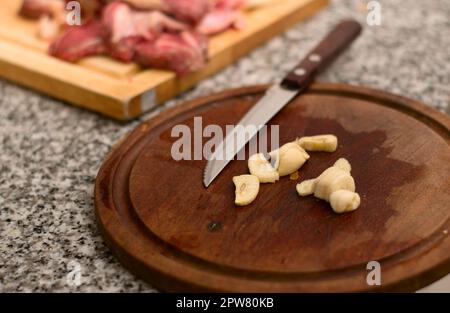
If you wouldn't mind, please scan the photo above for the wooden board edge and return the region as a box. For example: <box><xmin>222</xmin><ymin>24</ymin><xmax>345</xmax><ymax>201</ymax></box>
<box><xmin>0</xmin><ymin>57</ymin><xmax>131</xmax><ymax>120</ymax></box>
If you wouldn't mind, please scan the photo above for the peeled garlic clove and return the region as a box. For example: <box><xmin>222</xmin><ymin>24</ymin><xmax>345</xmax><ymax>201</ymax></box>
<box><xmin>313</xmin><ymin>167</ymin><xmax>355</xmax><ymax>201</ymax></box>
<box><xmin>330</xmin><ymin>190</ymin><xmax>361</xmax><ymax>213</ymax></box>
<box><xmin>248</xmin><ymin>153</ymin><xmax>279</xmax><ymax>183</ymax></box>
<box><xmin>298</xmin><ymin>134</ymin><xmax>338</xmax><ymax>152</ymax></box>
<box><xmin>233</xmin><ymin>175</ymin><xmax>260</xmax><ymax>206</ymax></box>
<box><xmin>333</xmin><ymin>158</ymin><xmax>352</xmax><ymax>172</ymax></box>
<box><xmin>296</xmin><ymin>179</ymin><xmax>316</xmax><ymax>196</ymax></box>
<box><xmin>270</xmin><ymin>142</ymin><xmax>310</xmax><ymax>177</ymax></box>
<box><xmin>295</xmin><ymin>158</ymin><xmax>360</xmax><ymax>214</ymax></box>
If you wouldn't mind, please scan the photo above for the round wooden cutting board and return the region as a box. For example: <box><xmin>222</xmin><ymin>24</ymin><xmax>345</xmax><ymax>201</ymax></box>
<box><xmin>95</xmin><ymin>83</ymin><xmax>450</xmax><ymax>292</ymax></box>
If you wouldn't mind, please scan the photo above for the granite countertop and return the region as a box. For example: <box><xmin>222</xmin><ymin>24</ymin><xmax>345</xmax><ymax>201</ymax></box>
<box><xmin>1</xmin><ymin>0</ymin><xmax>449</xmax><ymax>292</ymax></box>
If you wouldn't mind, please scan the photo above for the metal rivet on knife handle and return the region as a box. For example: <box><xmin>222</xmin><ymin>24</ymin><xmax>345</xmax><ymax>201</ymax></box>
<box><xmin>309</xmin><ymin>54</ymin><xmax>322</xmax><ymax>62</ymax></box>
<box><xmin>281</xmin><ymin>19</ymin><xmax>362</xmax><ymax>90</ymax></box>
<box><xmin>294</xmin><ymin>68</ymin><xmax>307</xmax><ymax>76</ymax></box>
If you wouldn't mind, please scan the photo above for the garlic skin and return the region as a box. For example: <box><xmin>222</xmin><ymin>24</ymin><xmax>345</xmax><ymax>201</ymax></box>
<box><xmin>298</xmin><ymin>134</ymin><xmax>338</xmax><ymax>152</ymax></box>
<box><xmin>233</xmin><ymin>175</ymin><xmax>260</xmax><ymax>206</ymax></box>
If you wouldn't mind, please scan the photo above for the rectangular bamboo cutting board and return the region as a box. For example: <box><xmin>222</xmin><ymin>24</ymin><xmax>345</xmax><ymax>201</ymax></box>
<box><xmin>0</xmin><ymin>0</ymin><xmax>328</xmax><ymax>120</ymax></box>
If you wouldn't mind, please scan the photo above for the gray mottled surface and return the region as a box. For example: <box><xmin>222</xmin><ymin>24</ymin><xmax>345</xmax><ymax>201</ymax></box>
<box><xmin>1</xmin><ymin>0</ymin><xmax>449</xmax><ymax>292</ymax></box>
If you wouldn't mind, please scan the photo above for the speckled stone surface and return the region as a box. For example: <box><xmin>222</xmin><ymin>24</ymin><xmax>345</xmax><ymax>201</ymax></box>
<box><xmin>1</xmin><ymin>0</ymin><xmax>449</xmax><ymax>292</ymax></box>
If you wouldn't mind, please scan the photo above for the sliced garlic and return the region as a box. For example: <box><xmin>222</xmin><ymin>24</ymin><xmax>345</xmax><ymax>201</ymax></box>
<box><xmin>248</xmin><ymin>153</ymin><xmax>279</xmax><ymax>183</ymax></box>
<box><xmin>298</xmin><ymin>134</ymin><xmax>338</xmax><ymax>152</ymax></box>
<box><xmin>233</xmin><ymin>175</ymin><xmax>260</xmax><ymax>206</ymax></box>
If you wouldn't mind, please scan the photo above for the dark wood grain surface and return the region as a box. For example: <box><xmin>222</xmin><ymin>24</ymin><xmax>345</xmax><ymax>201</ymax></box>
<box><xmin>95</xmin><ymin>83</ymin><xmax>450</xmax><ymax>292</ymax></box>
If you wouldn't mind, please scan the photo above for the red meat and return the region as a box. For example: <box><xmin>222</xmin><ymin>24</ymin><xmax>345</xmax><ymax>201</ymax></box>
<box><xmin>102</xmin><ymin>1</ymin><xmax>188</xmax><ymax>61</ymax></box>
<box><xmin>135</xmin><ymin>31</ymin><xmax>208</xmax><ymax>75</ymax></box>
<box><xmin>49</xmin><ymin>20</ymin><xmax>106</xmax><ymax>62</ymax></box>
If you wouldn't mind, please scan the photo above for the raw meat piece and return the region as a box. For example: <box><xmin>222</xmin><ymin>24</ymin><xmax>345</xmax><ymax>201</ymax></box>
<box><xmin>102</xmin><ymin>1</ymin><xmax>188</xmax><ymax>61</ymax></box>
<box><xmin>21</xmin><ymin>0</ymin><xmax>104</xmax><ymax>40</ymax></box>
<box><xmin>135</xmin><ymin>31</ymin><xmax>208</xmax><ymax>75</ymax></box>
<box><xmin>112</xmin><ymin>0</ymin><xmax>211</xmax><ymax>23</ymax></box>
<box><xmin>19</xmin><ymin>0</ymin><xmax>63</xmax><ymax>19</ymax></box>
<box><xmin>197</xmin><ymin>0</ymin><xmax>246</xmax><ymax>35</ymax></box>
<box><xmin>102</xmin><ymin>1</ymin><xmax>143</xmax><ymax>61</ymax></box>
<box><xmin>20</xmin><ymin>0</ymin><xmax>103</xmax><ymax>21</ymax></box>
<box><xmin>164</xmin><ymin>0</ymin><xmax>211</xmax><ymax>23</ymax></box>
<box><xmin>103</xmin><ymin>2</ymin><xmax>186</xmax><ymax>43</ymax></box>
<box><xmin>33</xmin><ymin>1</ymin><xmax>65</xmax><ymax>40</ymax></box>
<box><xmin>49</xmin><ymin>21</ymin><xmax>106</xmax><ymax>62</ymax></box>
<box><xmin>214</xmin><ymin>0</ymin><xmax>246</xmax><ymax>9</ymax></box>
<box><xmin>119</xmin><ymin>0</ymin><xmax>168</xmax><ymax>11</ymax></box>
<box><xmin>75</xmin><ymin>0</ymin><xmax>105</xmax><ymax>21</ymax></box>
<box><xmin>20</xmin><ymin>0</ymin><xmax>248</xmax><ymax>74</ymax></box>
<box><xmin>196</xmin><ymin>8</ymin><xmax>245</xmax><ymax>35</ymax></box>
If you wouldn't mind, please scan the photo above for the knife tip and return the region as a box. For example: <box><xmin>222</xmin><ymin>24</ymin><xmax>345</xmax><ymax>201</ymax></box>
<box><xmin>203</xmin><ymin>164</ymin><xmax>212</xmax><ymax>188</ymax></box>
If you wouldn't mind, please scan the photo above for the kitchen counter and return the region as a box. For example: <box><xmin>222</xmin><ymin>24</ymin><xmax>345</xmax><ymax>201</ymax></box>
<box><xmin>0</xmin><ymin>0</ymin><xmax>449</xmax><ymax>292</ymax></box>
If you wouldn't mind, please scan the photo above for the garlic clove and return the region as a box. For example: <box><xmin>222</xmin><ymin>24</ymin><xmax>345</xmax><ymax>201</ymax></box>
<box><xmin>295</xmin><ymin>157</ymin><xmax>359</xmax><ymax>214</ymax></box>
<box><xmin>296</xmin><ymin>179</ymin><xmax>316</xmax><ymax>196</ymax></box>
<box><xmin>330</xmin><ymin>190</ymin><xmax>361</xmax><ymax>213</ymax></box>
<box><xmin>313</xmin><ymin>167</ymin><xmax>355</xmax><ymax>201</ymax></box>
<box><xmin>248</xmin><ymin>153</ymin><xmax>279</xmax><ymax>183</ymax></box>
<box><xmin>270</xmin><ymin>142</ymin><xmax>310</xmax><ymax>177</ymax></box>
<box><xmin>298</xmin><ymin>134</ymin><xmax>338</xmax><ymax>152</ymax></box>
<box><xmin>233</xmin><ymin>174</ymin><xmax>260</xmax><ymax>206</ymax></box>
<box><xmin>333</xmin><ymin>158</ymin><xmax>352</xmax><ymax>172</ymax></box>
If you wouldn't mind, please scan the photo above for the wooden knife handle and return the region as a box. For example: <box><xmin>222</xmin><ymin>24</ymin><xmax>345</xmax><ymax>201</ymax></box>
<box><xmin>281</xmin><ymin>19</ymin><xmax>362</xmax><ymax>89</ymax></box>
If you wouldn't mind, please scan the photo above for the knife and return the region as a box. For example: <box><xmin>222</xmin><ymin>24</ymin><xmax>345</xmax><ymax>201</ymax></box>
<box><xmin>204</xmin><ymin>19</ymin><xmax>362</xmax><ymax>187</ymax></box>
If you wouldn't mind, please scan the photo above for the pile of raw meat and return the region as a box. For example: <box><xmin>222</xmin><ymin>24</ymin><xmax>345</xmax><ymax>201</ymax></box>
<box><xmin>19</xmin><ymin>0</ymin><xmax>259</xmax><ymax>75</ymax></box>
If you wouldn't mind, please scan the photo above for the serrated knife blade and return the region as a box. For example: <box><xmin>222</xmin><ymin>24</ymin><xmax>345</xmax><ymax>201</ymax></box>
<box><xmin>203</xmin><ymin>20</ymin><xmax>362</xmax><ymax>187</ymax></box>
<box><xmin>203</xmin><ymin>84</ymin><xmax>299</xmax><ymax>187</ymax></box>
